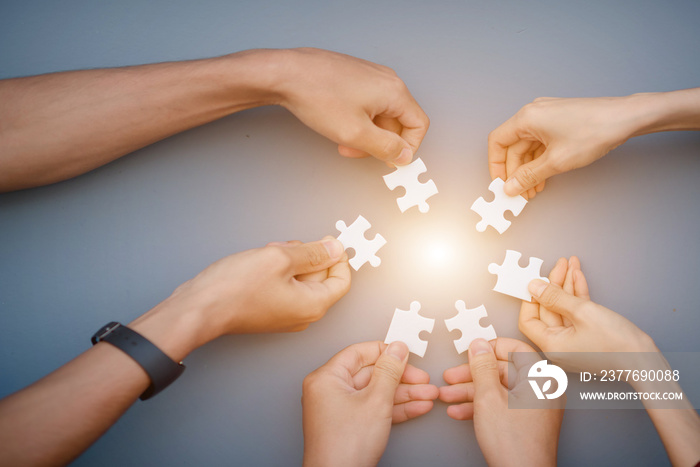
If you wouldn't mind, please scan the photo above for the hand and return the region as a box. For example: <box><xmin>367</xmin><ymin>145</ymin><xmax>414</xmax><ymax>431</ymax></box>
<box><xmin>520</xmin><ymin>256</ymin><xmax>657</xmax><ymax>372</ymax></box>
<box><xmin>439</xmin><ymin>338</ymin><xmax>564</xmax><ymax>467</ymax></box>
<box><xmin>274</xmin><ymin>48</ymin><xmax>430</xmax><ymax>166</ymax></box>
<box><xmin>488</xmin><ymin>96</ymin><xmax>642</xmax><ymax>199</ymax></box>
<box><xmin>130</xmin><ymin>237</ymin><xmax>352</xmax><ymax>358</ymax></box>
<box><xmin>302</xmin><ymin>341</ymin><xmax>438</xmax><ymax>467</ymax></box>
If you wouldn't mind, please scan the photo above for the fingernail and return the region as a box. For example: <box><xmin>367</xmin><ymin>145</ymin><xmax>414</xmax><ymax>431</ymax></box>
<box><xmin>504</xmin><ymin>177</ymin><xmax>524</xmax><ymax>196</ymax></box>
<box><xmin>470</xmin><ymin>338</ymin><xmax>491</xmax><ymax>356</ymax></box>
<box><xmin>387</xmin><ymin>341</ymin><xmax>409</xmax><ymax>361</ymax></box>
<box><xmin>323</xmin><ymin>239</ymin><xmax>344</xmax><ymax>259</ymax></box>
<box><xmin>394</xmin><ymin>147</ymin><xmax>412</xmax><ymax>165</ymax></box>
<box><xmin>529</xmin><ymin>279</ymin><xmax>548</xmax><ymax>298</ymax></box>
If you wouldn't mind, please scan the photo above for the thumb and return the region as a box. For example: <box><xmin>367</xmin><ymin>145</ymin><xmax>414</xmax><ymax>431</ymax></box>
<box><xmin>528</xmin><ymin>279</ymin><xmax>588</xmax><ymax>321</ymax></box>
<box><xmin>284</xmin><ymin>238</ymin><xmax>344</xmax><ymax>276</ymax></box>
<box><xmin>368</xmin><ymin>341</ymin><xmax>409</xmax><ymax>400</ymax></box>
<box><xmin>503</xmin><ymin>150</ymin><xmax>557</xmax><ymax>196</ymax></box>
<box><xmin>468</xmin><ymin>339</ymin><xmax>502</xmax><ymax>395</ymax></box>
<box><xmin>355</xmin><ymin>123</ymin><xmax>413</xmax><ymax>166</ymax></box>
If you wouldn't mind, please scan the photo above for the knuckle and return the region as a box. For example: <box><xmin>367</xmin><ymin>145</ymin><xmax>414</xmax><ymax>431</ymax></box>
<box><xmin>302</xmin><ymin>371</ymin><xmax>323</xmax><ymax>395</ymax></box>
<box><xmin>303</xmin><ymin>244</ymin><xmax>328</xmax><ymax>268</ymax></box>
<box><xmin>515</xmin><ymin>165</ymin><xmax>541</xmax><ymax>188</ymax></box>
<box><xmin>373</xmin><ymin>358</ymin><xmax>403</xmax><ymax>383</ymax></box>
<box><xmin>471</xmin><ymin>355</ymin><xmax>498</xmax><ymax>376</ymax></box>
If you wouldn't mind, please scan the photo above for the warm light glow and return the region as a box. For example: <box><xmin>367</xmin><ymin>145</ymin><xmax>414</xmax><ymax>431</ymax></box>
<box><xmin>425</xmin><ymin>240</ymin><xmax>451</xmax><ymax>266</ymax></box>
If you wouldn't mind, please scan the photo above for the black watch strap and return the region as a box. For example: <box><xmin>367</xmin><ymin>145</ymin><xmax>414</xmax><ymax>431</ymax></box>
<box><xmin>91</xmin><ymin>322</ymin><xmax>185</xmax><ymax>400</ymax></box>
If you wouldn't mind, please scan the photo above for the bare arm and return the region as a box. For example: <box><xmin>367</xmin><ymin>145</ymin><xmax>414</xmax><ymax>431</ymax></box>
<box><xmin>487</xmin><ymin>87</ymin><xmax>700</xmax><ymax>198</ymax></box>
<box><xmin>0</xmin><ymin>238</ymin><xmax>351</xmax><ymax>466</ymax></box>
<box><xmin>0</xmin><ymin>48</ymin><xmax>429</xmax><ymax>192</ymax></box>
<box><xmin>0</xmin><ymin>51</ymin><xmax>275</xmax><ymax>192</ymax></box>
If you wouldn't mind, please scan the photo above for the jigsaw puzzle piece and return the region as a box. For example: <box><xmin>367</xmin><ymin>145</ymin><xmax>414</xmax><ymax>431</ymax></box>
<box><xmin>384</xmin><ymin>301</ymin><xmax>435</xmax><ymax>357</ymax></box>
<box><xmin>382</xmin><ymin>158</ymin><xmax>438</xmax><ymax>213</ymax></box>
<box><xmin>335</xmin><ymin>215</ymin><xmax>387</xmax><ymax>271</ymax></box>
<box><xmin>470</xmin><ymin>178</ymin><xmax>527</xmax><ymax>233</ymax></box>
<box><xmin>445</xmin><ymin>300</ymin><xmax>497</xmax><ymax>354</ymax></box>
<box><xmin>488</xmin><ymin>250</ymin><xmax>549</xmax><ymax>301</ymax></box>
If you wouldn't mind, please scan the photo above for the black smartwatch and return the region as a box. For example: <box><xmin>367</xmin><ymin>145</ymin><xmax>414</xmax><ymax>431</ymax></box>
<box><xmin>91</xmin><ymin>322</ymin><xmax>185</xmax><ymax>400</ymax></box>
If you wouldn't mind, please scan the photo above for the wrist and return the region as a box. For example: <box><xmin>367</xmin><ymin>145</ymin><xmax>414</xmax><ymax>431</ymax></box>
<box><xmin>127</xmin><ymin>290</ymin><xmax>214</xmax><ymax>363</ymax></box>
<box><xmin>213</xmin><ymin>49</ymin><xmax>287</xmax><ymax>110</ymax></box>
<box><xmin>627</xmin><ymin>89</ymin><xmax>700</xmax><ymax>136</ymax></box>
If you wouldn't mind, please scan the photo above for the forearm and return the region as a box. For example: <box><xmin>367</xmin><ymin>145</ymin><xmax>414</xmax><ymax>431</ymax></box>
<box><xmin>0</xmin><ymin>49</ymin><xmax>282</xmax><ymax>192</ymax></box>
<box><xmin>0</xmin><ymin>294</ymin><xmax>208</xmax><ymax>466</ymax></box>
<box><xmin>628</xmin><ymin>88</ymin><xmax>700</xmax><ymax>136</ymax></box>
<box><xmin>630</xmin><ymin>354</ymin><xmax>700</xmax><ymax>467</ymax></box>
<box><xmin>645</xmin><ymin>407</ymin><xmax>700</xmax><ymax>467</ymax></box>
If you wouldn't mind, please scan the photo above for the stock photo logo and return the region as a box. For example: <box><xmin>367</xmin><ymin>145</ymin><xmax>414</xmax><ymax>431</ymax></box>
<box><xmin>527</xmin><ymin>360</ymin><xmax>568</xmax><ymax>400</ymax></box>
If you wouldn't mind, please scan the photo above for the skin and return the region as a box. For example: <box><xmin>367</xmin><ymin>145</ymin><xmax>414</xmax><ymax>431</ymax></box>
<box><xmin>0</xmin><ymin>48</ymin><xmax>430</xmax><ymax>465</ymax></box>
<box><xmin>487</xmin><ymin>88</ymin><xmax>700</xmax><ymax>199</ymax></box>
<box><xmin>439</xmin><ymin>338</ymin><xmax>565</xmax><ymax>466</ymax></box>
<box><xmin>0</xmin><ymin>237</ymin><xmax>352</xmax><ymax>466</ymax></box>
<box><xmin>522</xmin><ymin>257</ymin><xmax>700</xmax><ymax>467</ymax></box>
<box><xmin>0</xmin><ymin>47</ymin><xmax>429</xmax><ymax>192</ymax></box>
<box><xmin>302</xmin><ymin>341</ymin><xmax>439</xmax><ymax>467</ymax></box>
<box><xmin>0</xmin><ymin>237</ymin><xmax>350</xmax><ymax>466</ymax></box>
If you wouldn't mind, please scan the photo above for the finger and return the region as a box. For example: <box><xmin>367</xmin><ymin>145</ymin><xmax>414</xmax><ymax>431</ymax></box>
<box><xmin>352</xmin><ymin>363</ymin><xmax>431</xmax><ymax>389</ymax></box>
<box><xmin>528</xmin><ymin>280</ymin><xmax>589</xmax><ymax>322</ymax></box>
<box><xmin>291</xmin><ymin>239</ymin><xmax>327</xmax><ymax>282</ymax></box>
<box><xmin>392</xmin><ymin>400</ymin><xmax>434</xmax><ymax>424</ymax></box>
<box><xmin>522</xmin><ymin>152</ymin><xmax>538</xmax><ymax>200</ymax></box>
<box><xmin>351</xmin><ymin>366</ymin><xmax>373</xmax><ymax>390</ymax></box>
<box><xmin>324</xmin><ymin>341</ymin><xmax>386</xmax><ymax>376</ymax></box>
<box><xmin>394</xmin><ymin>383</ymin><xmax>439</xmax><ymax>404</ymax></box>
<box><xmin>401</xmin><ymin>364</ymin><xmax>431</xmax><ymax>384</ymax></box>
<box><xmin>368</xmin><ymin>341</ymin><xmax>409</xmax><ymax>402</ymax></box>
<box><xmin>539</xmin><ymin>258</ymin><xmax>567</xmax><ymax>327</ymax></box>
<box><xmin>266</xmin><ymin>241</ymin><xmax>290</xmax><ymax>247</ymax></box>
<box><xmin>488</xmin><ymin>115</ymin><xmax>523</xmax><ymax>181</ymax></box>
<box><xmin>518</xmin><ymin>302</ymin><xmax>550</xmax><ymax>349</ymax></box>
<box><xmin>503</xmin><ymin>149</ymin><xmax>558</xmax><ymax>196</ymax></box>
<box><xmin>394</xmin><ymin>96</ymin><xmax>430</xmax><ymax>159</ymax></box>
<box><xmin>563</xmin><ymin>258</ymin><xmax>576</xmax><ymax>295</ymax></box>
<box><xmin>574</xmin><ymin>269</ymin><xmax>590</xmax><ymax>301</ymax></box>
<box><xmin>313</xmin><ymin>253</ymin><xmax>351</xmax><ymax>306</ymax></box>
<box><xmin>505</xmin><ymin>139</ymin><xmax>536</xmax><ymax>180</ymax></box>
<box><xmin>355</xmin><ymin>123</ymin><xmax>414</xmax><ymax>165</ymax></box>
<box><xmin>443</xmin><ymin>361</ymin><xmax>510</xmax><ymax>385</ymax></box>
<box><xmin>284</xmin><ymin>239</ymin><xmax>344</xmax><ymax>276</ymax></box>
<box><xmin>446</xmin><ymin>402</ymin><xmax>474</xmax><ymax>421</ymax></box>
<box><xmin>338</xmin><ymin>145</ymin><xmax>372</xmax><ymax>158</ymax></box>
<box><xmin>338</xmin><ymin>116</ymin><xmax>404</xmax><ymax>159</ymax></box>
<box><xmin>467</xmin><ymin>339</ymin><xmax>503</xmax><ymax>396</ymax></box>
<box><xmin>491</xmin><ymin>337</ymin><xmax>538</xmax><ymax>361</ymax></box>
<box><xmin>439</xmin><ymin>382</ymin><xmax>475</xmax><ymax>403</ymax></box>
<box><xmin>533</xmin><ymin>145</ymin><xmax>547</xmax><ymax>193</ymax></box>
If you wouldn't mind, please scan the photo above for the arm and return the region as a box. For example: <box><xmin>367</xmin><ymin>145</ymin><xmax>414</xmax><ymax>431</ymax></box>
<box><xmin>0</xmin><ymin>237</ymin><xmax>350</xmax><ymax>466</ymax></box>
<box><xmin>439</xmin><ymin>338</ymin><xmax>565</xmax><ymax>466</ymax></box>
<box><xmin>0</xmin><ymin>48</ymin><xmax>429</xmax><ymax>192</ymax></box>
<box><xmin>302</xmin><ymin>341</ymin><xmax>438</xmax><ymax>467</ymax></box>
<box><xmin>521</xmin><ymin>257</ymin><xmax>700</xmax><ymax>466</ymax></box>
<box><xmin>487</xmin><ymin>88</ymin><xmax>700</xmax><ymax>199</ymax></box>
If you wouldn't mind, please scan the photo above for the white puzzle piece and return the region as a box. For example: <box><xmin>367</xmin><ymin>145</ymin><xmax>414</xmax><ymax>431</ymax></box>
<box><xmin>382</xmin><ymin>158</ymin><xmax>438</xmax><ymax>213</ymax></box>
<box><xmin>335</xmin><ymin>215</ymin><xmax>387</xmax><ymax>271</ymax></box>
<box><xmin>444</xmin><ymin>300</ymin><xmax>497</xmax><ymax>354</ymax></box>
<box><xmin>384</xmin><ymin>301</ymin><xmax>435</xmax><ymax>357</ymax></box>
<box><xmin>488</xmin><ymin>250</ymin><xmax>549</xmax><ymax>301</ymax></box>
<box><xmin>471</xmin><ymin>178</ymin><xmax>527</xmax><ymax>233</ymax></box>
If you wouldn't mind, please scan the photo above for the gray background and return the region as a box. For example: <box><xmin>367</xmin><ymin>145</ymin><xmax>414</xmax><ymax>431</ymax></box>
<box><xmin>1</xmin><ymin>0</ymin><xmax>699</xmax><ymax>465</ymax></box>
